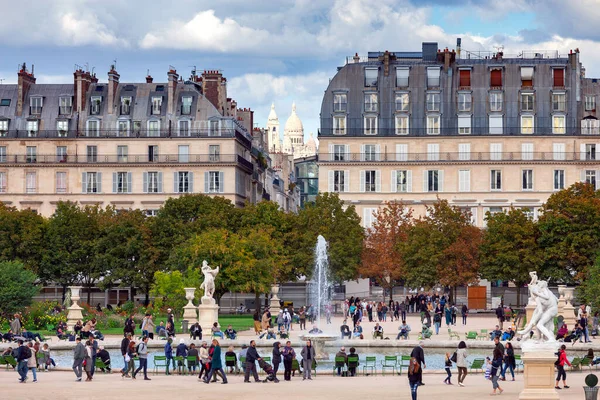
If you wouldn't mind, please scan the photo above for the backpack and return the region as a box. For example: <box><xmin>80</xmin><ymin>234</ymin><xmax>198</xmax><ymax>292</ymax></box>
<box><xmin>450</xmin><ymin>352</ymin><xmax>458</xmax><ymax>363</ymax></box>
<box><xmin>136</xmin><ymin>343</ymin><xmax>144</xmax><ymax>354</ymax></box>
<box><xmin>22</xmin><ymin>346</ymin><xmax>32</xmax><ymax>359</ymax></box>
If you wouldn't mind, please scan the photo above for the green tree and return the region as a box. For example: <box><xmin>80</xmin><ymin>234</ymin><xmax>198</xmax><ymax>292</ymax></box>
<box><xmin>538</xmin><ymin>182</ymin><xmax>600</xmax><ymax>283</ymax></box>
<box><xmin>0</xmin><ymin>204</ymin><xmax>46</xmax><ymax>273</ymax></box>
<box><xmin>292</xmin><ymin>193</ymin><xmax>364</xmax><ymax>282</ymax></box>
<box><xmin>578</xmin><ymin>255</ymin><xmax>600</xmax><ymax>308</ymax></box>
<box><xmin>480</xmin><ymin>208</ymin><xmax>542</xmax><ymax>306</ymax></box>
<box><xmin>0</xmin><ymin>261</ymin><xmax>39</xmax><ymax>317</ymax></box>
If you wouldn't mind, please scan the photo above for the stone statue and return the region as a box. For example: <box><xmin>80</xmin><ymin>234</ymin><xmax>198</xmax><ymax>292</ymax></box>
<box><xmin>518</xmin><ymin>272</ymin><xmax>558</xmax><ymax>342</ymax></box>
<box><xmin>199</xmin><ymin>260</ymin><xmax>219</xmax><ymax>299</ymax></box>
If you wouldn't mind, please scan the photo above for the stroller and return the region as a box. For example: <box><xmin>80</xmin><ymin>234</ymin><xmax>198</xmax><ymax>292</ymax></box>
<box><xmin>258</xmin><ymin>359</ymin><xmax>279</xmax><ymax>383</ymax></box>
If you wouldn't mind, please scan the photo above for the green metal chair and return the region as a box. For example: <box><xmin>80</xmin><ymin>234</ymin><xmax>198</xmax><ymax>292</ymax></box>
<box><xmin>363</xmin><ymin>356</ymin><xmax>376</xmax><ymax>376</ymax></box>
<box><xmin>3</xmin><ymin>355</ymin><xmax>17</xmax><ymax>369</ymax></box>
<box><xmin>153</xmin><ymin>355</ymin><xmax>168</xmax><ymax>375</ymax></box>
<box><xmin>465</xmin><ymin>331</ymin><xmax>478</xmax><ymax>340</ymax></box>
<box><xmin>469</xmin><ymin>358</ymin><xmax>485</xmax><ymax>373</ymax></box>
<box><xmin>398</xmin><ymin>355</ymin><xmax>412</xmax><ymax>375</ymax></box>
<box><xmin>225</xmin><ymin>355</ymin><xmax>239</xmax><ymax>374</ymax></box>
<box><xmin>580</xmin><ymin>357</ymin><xmax>592</xmax><ymax>371</ymax></box>
<box><xmin>186</xmin><ymin>355</ymin><xmax>199</xmax><ymax>374</ymax></box>
<box><xmin>570</xmin><ymin>357</ymin><xmax>582</xmax><ymax>371</ymax></box>
<box><xmin>477</xmin><ymin>329</ymin><xmax>488</xmax><ymax>340</ymax></box>
<box><xmin>173</xmin><ymin>356</ymin><xmax>185</xmax><ymax>375</ymax></box>
<box><xmin>36</xmin><ymin>351</ymin><xmax>45</xmax><ymax>367</ymax></box>
<box><xmin>95</xmin><ymin>358</ymin><xmax>109</xmax><ymax>373</ymax></box>
<box><xmin>381</xmin><ymin>355</ymin><xmax>398</xmax><ymax>375</ymax></box>
<box><xmin>448</xmin><ymin>329</ymin><xmax>460</xmax><ymax>340</ymax></box>
<box><xmin>239</xmin><ymin>356</ymin><xmax>246</xmax><ymax>374</ymax></box>
<box><xmin>262</xmin><ymin>356</ymin><xmax>271</xmax><ymax>363</ymax></box>
<box><xmin>347</xmin><ymin>355</ymin><xmax>359</xmax><ymax>376</ymax></box>
<box><xmin>333</xmin><ymin>356</ymin><xmax>347</xmax><ymax>376</ymax></box>
<box><xmin>514</xmin><ymin>354</ymin><xmax>524</xmax><ymax>372</ymax></box>
<box><xmin>291</xmin><ymin>359</ymin><xmax>301</xmax><ymax>376</ymax></box>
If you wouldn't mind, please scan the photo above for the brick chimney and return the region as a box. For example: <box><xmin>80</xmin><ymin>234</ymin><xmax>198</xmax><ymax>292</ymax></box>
<box><xmin>201</xmin><ymin>70</ymin><xmax>224</xmax><ymax>115</ymax></box>
<box><xmin>236</xmin><ymin>107</ymin><xmax>254</xmax><ymax>133</ymax></box>
<box><xmin>16</xmin><ymin>63</ymin><xmax>36</xmax><ymax>117</ymax></box>
<box><xmin>167</xmin><ymin>68</ymin><xmax>178</xmax><ymax>115</ymax></box>
<box><xmin>107</xmin><ymin>65</ymin><xmax>120</xmax><ymax>115</ymax></box>
<box><xmin>74</xmin><ymin>69</ymin><xmax>93</xmax><ymax>113</ymax></box>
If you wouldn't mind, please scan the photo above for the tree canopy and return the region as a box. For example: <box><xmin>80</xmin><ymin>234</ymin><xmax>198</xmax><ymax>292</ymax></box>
<box><xmin>0</xmin><ymin>261</ymin><xmax>39</xmax><ymax>317</ymax></box>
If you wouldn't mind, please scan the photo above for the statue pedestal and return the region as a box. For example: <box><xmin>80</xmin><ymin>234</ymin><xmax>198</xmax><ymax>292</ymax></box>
<box><xmin>182</xmin><ymin>288</ymin><xmax>198</xmax><ymax>323</ymax></box>
<box><xmin>519</xmin><ymin>344</ymin><xmax>560</xmax><ymax>400</ymax></box>
<box><xmin>556</xmin><ymin>285</ymin><xmax>566</xmax><ymax>317</ymax></box>
<box><xmin>269</xmin><ymin>285</ymin><xmax>281</xmax><ymax>315</ymax></box>
<box><xmin>563</xmin><ymin>304</ymin><xmax>576</xmax><ymax>328</ymax></box>
<box><xmin>198</xmin><ymin>296</ymin><xmax>219</xmax><ymax>330</ymax></box>
<box><xmin>66</xmin><ymin>286</ymin><xmax>84</xmax><ymax>332</ymax></box>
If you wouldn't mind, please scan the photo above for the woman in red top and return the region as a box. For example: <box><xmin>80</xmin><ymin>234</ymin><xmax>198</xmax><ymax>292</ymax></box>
<box><xmin>555</xmin><ymin>345</ymin><xmax>571</xmax><ymax>390</ymax></box>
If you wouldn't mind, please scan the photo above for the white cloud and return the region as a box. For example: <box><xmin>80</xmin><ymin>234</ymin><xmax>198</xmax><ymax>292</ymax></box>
<box><xmin>59</xmin><ymin>13</ymin><xmax>127</xmax><ymax>47</ymax></box>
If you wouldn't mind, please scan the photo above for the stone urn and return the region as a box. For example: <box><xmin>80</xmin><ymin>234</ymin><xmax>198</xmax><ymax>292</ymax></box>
<box><xmin>184</xmin><ymin>288</ymin><xmax>196</xmax><ymax>308</ymax></box>
<box><xmin>182</xmin><ymin>287</ymin><xmax>198</xmax><ymax>323</ymax></box>
<box><xmin>66</xmin><ymin>286</ymin><xmax>84</xmax><ymax>331</ymax></box>
<box><xmin>562</xmin><ymin>287</ymin><xmax>576</xmax><ymax>327</ymax></box>
<box><xmin>269</xmin><ymin>284</ymin><xmax>281</xmax><ymax>314</ymax></box>
<box><xmin>563</xmin><ymin>287</ymin><xmax>574</xmax><ymax>306</ymax></box>
<box><xmin>70</xmin><ymin>286</ymin><xmax>82</xmax><ymax>306</ymax></box>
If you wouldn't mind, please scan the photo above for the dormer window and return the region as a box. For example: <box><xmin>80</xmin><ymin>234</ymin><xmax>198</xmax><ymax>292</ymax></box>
<box><xmin>181</xmin><ymin>96</ymin><xmax>192</xmax><ymax>115</ymax></box>
<box><xmin>56</xmin><ymin>120</ymin><xmax>68</xmax><ymax>137</ymax></box>
<box><xmin>426</xmin><ymin>93</ymin><xmax>440</xmax><ymax>112</ymax></box>
<box><xmin>364</xmin><ymin>68</ymin><xmax>378</xmax><ymax>87</ymax></box>
<box><xmin>333</xmin><ymin>94</ymin><xmax>347</xmax><ymax>112</ymax></box>
<box><xmin>117</xmin><ymin>120</ymin><xmax>130</xmax><ymax>137</ymax></box>
<box><xmin>364</xmin><ymin>93</ymin><xmax>378</xmax><ymax>112</ymax></box>
<box><xmin>0</xmin><ymin>120</ymin><xmax>8</xmax><ymax>136</ymax></box>
<box><xmin>59</xmin><ymin>97</ymin><xmax>72</xmax><ymax>115</ymax></box>
<box><xmin>458</xmin><ymin>93</ymin><xmax>472</xmax><ymax>112</ymax></box>
<box><xmin>151</xmin><ymin>96</ymin><xmax>162</xmax><ymax>115</ymax></box>
<box><xmin>120</xmin><ymin>97</ymin><xmax>131</xmax><ymax>115</ymax></box>
<box><xmin>27</xmin><ymin>120</ymin><xmax>38</xmax><ymax>137</ymax></box>
<box><xmin>30</xmin><ymin>97</ymin><xmax>42</xmax><ymax>115</ymax></box>
<box><xmin>90</xmin><ymin>96</ymin><xmax>102</xmax><ymax>115</ymax></box>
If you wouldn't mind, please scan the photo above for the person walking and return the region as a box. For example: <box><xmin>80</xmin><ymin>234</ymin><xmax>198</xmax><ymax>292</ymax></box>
<box><xmin>298</xmin><ymin>307</ymin><xmax>306</xmax><ymax>330</ymax></box>
<box><xmin>443</xmin><ymin>352</ymin><xmax>452</xmax><ymax>385</ymax></box>
<box><xmin>501</xmin><ymin>342</ymin><xmax>515</xmax><ymax>381</ymax></box>
<box><xmin>461</xmin><ymin>304</ymin><xmax>468</xmax><ymax>325</ymax></box>
<box><xmin>27</xmin><ymin>342</ymin><xmax>38</xmax><ymax>383</ymax></box>
<box><xmin>456</xmin><ymin>341</ymin><xmax>468</xmax><ymax>386</ymax></box>
<box><xmin>253</xmin><ymin>310</ymin><xmax>261</xmax><ymax>335</ymax></box>
<box><xmin>272</xmin><ymin>341</ymin><xmax>282</xmax><ymax>380</ymax></box>
<box><xmin>244</xmin><ymin>340</ymin><xmax>261</xmax><ymax>383</ymax></box>
<box><xmin>496</xmin><ymin>305</ymin><xmax>505</xmax><ymax>330</ymax></box>
<box><xmin>399</xmin><ymin>301</ymin><xmax>406</xmax><ymax>322</ymax></box>
<box><xmin>84</xmin><ymin>340</ymin><xmax>93</xmax><ymax>381</ymax></box>
<box><xmin>490</xmin><ymin>347</ymin><xmax>504</xmax><ymax>395</ymax></box>
<box><xmin>451</xmin><ymin>304</ymin><xmax>457</xmax><ymax>326</ymax></box>
<box><xmin>124</xmin><ymin>341</ymin><xmax>137</xmax><ymax>379</ymax></box>
<box><xmin>11</xmin><ymin>314</ymin><xmax>22</xmax><ymax>336</ymax></box>
<box><xmin>72</xmin><ymin>337</ymin><xmax>85</xmax><ymax>382</ymax></box>
<box><xmin>408</xmin><ymin>357</ymin><xmax>422</xmax><ymax>400</ymax></box>
<box><xmin>120</xmin><ymin>333</ymin><xmax>132</xmax><ymax>377</ymax></box>
<box><xmin>444</xmin><ymin>304</ymin><xmax>452</xmax><ymax>327</ymax></box>
<box><xmin>301</xmin><ymin>340</ymin><xmax>316</xmax><ymax>380</ymax></box>
<box><xmin>16</xmin><ymin>340</ymin><xmax>30</xmax><ymax>383</ymax></box>
<box><xmin>282</xmin><ymin>341</ymin><xmax>295</xmax><ymax>381</ymax></box>
<box><xmin>410</xmin><ymin>342</ymin><xmax>426</xmax><ymax>386</ymax></box>
<box><xmin>203</xmin><ymin>339</ymin><xmax>227</xmax><ymax>384</ymax></box>
<box><xmin>133</xmin><ymin>336</ymin><xmax>150</xmax><ymax>380</ymax></box>
<box><xmin>555</xmin><ymin>344</ymin><xmax>572</xmax><ymax>390</ymax></box>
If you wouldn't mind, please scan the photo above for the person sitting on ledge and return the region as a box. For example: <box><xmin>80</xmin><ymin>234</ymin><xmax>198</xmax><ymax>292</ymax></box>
<box><xmin>340</xmin><ymin>320</ymin><xmax>351</xmax><ymax>339</ymax></box>
<box><xmin>2</xmin><ymin>329</ymin><xmax>14</xmax><ymax>342</ymax></box>
<box><xmin>156</xmin><ymin>321</ymin><xmax>167</xmax><ymax>339</ymax></box>
<box><xmin>501</xmin><ymin>327</ymin><xmax>514</xmax><ymax>341</ymax></box>
<box><xmin>211</xmin><ymin>322</ymin><xmax>224</xmax><ymax>339</ymax></box>
<box><xmin>556</xmin><ymin>322</ymin><xmax>569</xmax><ymax>341</ymax></box>
<box><xmin>21</xmin><ymin>328</ymin><xmax>42</xmax><ymax>342</ymax></box>
<box><xmin>225</xmin><ymin>325</ymin><xmax>237</xmax><ymax>340</ymax></box>
<box><xmin>420</xmin><ymin>324</ymin><xmax>432</xmax><ymax>339</ymax></box>
<box><xmin>396</xmin><ymin>320</ymin><xmax>411</xmax><ymax>340</ymax></box>
<box><xmin>166</xmin><ymin>321</ymin><xmax>176</xmax><ymax>338</ymax></box>
<box><xmin>489</xmin><ymin>325</ymin><xmax>502</xmax><ymax>340</ymax></box>
<box><xmin>190</xmin><ymin>322</ymin><xmax>202</xmax><ymax>340</ymax></box>
<box><xmin>278</xmin><ymin>326</ymin><xmax>289</xmax><ymax>339</ymax></box>
<box><xmin>373</xmin><ymin>323</ymin><xmax>384</xmax><ymax>339</ymax></box>
<box><xmin>353</xmin><ymin>322</ymin><xmax>363</xmax><ymax>339</ymax></box>
<box><xmin>259</xmin><ymin>328</ymin><xmax>277</xmax><ymax>340</ymax></box>
<box><xmin>309</xmin><ymin>325</ymin><xmax>323</xmax><ymax>334</ymax></box>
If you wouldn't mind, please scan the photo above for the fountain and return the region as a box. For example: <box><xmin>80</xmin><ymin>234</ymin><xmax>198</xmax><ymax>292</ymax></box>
<box><xmin>299</xmin><ymin>235</ymin><xmax>338</xmax><ymax>359</ymax></box>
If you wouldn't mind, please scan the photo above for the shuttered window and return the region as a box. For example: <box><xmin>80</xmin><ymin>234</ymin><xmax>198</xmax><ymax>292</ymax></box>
<box><xmin>459</xmin><ymin>70</ymin><xmax>471</xmax><ymax>87</ymax></box>
<box><xmin>553</xmin><ymin>68</ymin><xmax>565</xmax><ymax>87</ymax></box>
<box><xmin>490</xmin><ymin>70</ymin><xmax>502</xmax><ymax>87</ymax></box>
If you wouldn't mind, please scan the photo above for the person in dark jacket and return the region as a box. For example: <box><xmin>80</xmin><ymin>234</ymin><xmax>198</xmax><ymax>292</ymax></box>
<box><xmin>175</xmin><ymin>338</ymin><xmax>187</xmax><ymax>372</ymax></box>
<box><xmin>190</xmin><ymin>323</ymin><xmax>202</xmax><ymax>340</ymax></box>
<box><xmin>97</xmin><ymin>346</ymin><xmax>111</xmax><ymax>372</ymax></box>
<box><xmin>225</xmin><ymin>346</ymin><xmax>237</xmax><ymax>373</ymax></box>
<box><xmin>124</xmin><ymin>315</ymin><xmax>136</xmax><ymax>337</ymax></box>
<box><xmin>203</xmin><ymin>339</ymin><xmax>227</xmax><ymax>384</ymax></box>
<box><xmin>72</xmin><ymin>337</ymin><xmax>86</xmax><ymax>382</ymax></box>
<box><xmin>164</xmin><ymin>338</ymin><xmax>174</xmax><ymax>374</ymax></box>
<box><xmin>490</xmin><ymin>347</ymin><xmax>504</xmax><ymax>395</ymax></box>
<box><xmin>461</xmin><ymin>304</ymin><xmax>468</xmax><ymax>325</ymax></box>
<box><xmin>272</xmin><ymin>341</ymin><xmax>282</xmax><ymax>379</ymax></box>
<box><xmin>120</xmin><ymin>333</ymin><xmax>131</xmax><ymax>377</ymax></box>
<box><xmin>495</xmin><ymin>305</ymin><xmax>505</xmax><ymax>330</ymax></box>
<box><xmin>244</xmin><ymin>340</ymin><xmax>261</xmax><ymax>383</ymax></box>
<box><xmin>410</xmin><ymin>342</ymin><xmax>426</xmax><ymax>386</ymax></box>
<box><xmin>500</xmin><ymin>342</ymin><xmax>515</xmax><ymax>381</ymax></box>
<box><xmin>281</xmin><ymin>341</ymin><xmax>296</xmax><ymax>381</ymax></box>
<box><xmin>300</xmin><ymin>340</ymin><xmax>316</xmax><ymax>380</ymax></box>
<box><xmin>408</xmin><ymin>357</ymin><xmax>422</xmax><ymax>400</ymax></box>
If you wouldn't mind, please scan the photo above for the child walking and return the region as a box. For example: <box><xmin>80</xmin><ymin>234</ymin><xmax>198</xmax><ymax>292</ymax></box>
<box><xmin>443</xmin><ymin>352</ymin><xmax>452</xmax><ymax>385</ymax></box>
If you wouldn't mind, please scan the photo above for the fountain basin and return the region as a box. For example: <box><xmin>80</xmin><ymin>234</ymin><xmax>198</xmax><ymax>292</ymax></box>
<box><xmin>299</xmin><ymin>333</ymin><xmax>338</xmax><ymax>360</ymax></box>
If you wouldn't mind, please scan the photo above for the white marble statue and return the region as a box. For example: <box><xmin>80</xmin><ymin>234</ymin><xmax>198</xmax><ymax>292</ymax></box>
<box><xmin>518</xmin><ymin>271</ymin><xmax>558</xmax><ymax>342</ymax></box>
<box><xmin>199</xmin><ymin>260</ymin><xmax>219</xmax><ymax>299</ymax></box>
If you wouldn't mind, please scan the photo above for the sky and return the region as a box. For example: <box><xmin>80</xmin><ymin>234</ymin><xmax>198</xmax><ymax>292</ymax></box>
<box><xmin>1</xmin><ymin>0</ymin><xmax>600</xmax><ymax>140</ymax></box>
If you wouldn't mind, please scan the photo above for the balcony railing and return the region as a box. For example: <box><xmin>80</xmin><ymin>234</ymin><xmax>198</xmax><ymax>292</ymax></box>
<box><xmin>321</xmin><ymin>151</ymin><xmax>596</xmax><ymax>163</ymax></box>
<box><xmin>0</xmin><ymin>153</ymin><xmax>252</xmax><ymax>165</ymax></box>
<box><xmin>0</xmin><ymin>129</ymin><xmax>245</xmax><ymax>139</ymax></box>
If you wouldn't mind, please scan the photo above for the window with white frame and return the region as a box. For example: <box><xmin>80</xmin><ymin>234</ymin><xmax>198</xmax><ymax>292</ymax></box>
<box><xmin>144</xmin><ymin>171</ymin><xmax>162</xmax><ymax>193</ymax></box>
<box><xmin>176</xmin><ymin>171</ymin><xmax>193</xmax><ymax>193</ymax></box>
<box><xmin>26</xmin><ymin>172</ymin><xmax>36</xmax><ymax>193</ymax></box>
<box><xmin>491</xmin><ymin>169</ymin><xmax>502</xmax><ymax>190</ymax></box>
<box><xmin>0</xmin><ymin>146</ymin><xmax>5</xmax><ymax>162</ymax></box>
<box><xmin>395</xmin><ymin>93</ymin><xmax>409</xmax><ymax>112</ymax></box>
<box><xmin>117</xmin><ymin>145</ymin><xmax>128</xmax><ymax>162</ymax></box>
<box><xmin>552</xmin><ymin>115</ymin><xmax>565</xmax><ymax>134</ymax></box>
<box><xmin>553</xmin><ymin>143</ymin><xmax>566</xmax><ymax>160</ymax></box>
<box><xmin>145</xmin><ymin>209</ymin><xmax>159</xmax><ymax>217</ymax></box>
<box><xmin>458</xmin><ymin>170</ymin><xmax>470</xmax><ymax>192</ymax></box>
<box><xmin>522</xmin><ymin>169</ymin><xmax>533</xmax><ymax>190</ymax></box>
<box><xmin>333</xmin><ymin>116</ymin><xmax>346</xmax><ymax>135</ymax></box>
<box><xmin>582</xmin><ymin>119</ymin><xmax>600</xmax><ymax>135</ymax></box>
<box><xmin>363</xmin><ymin>208</ymin><xmax>378</xmax><ymax>229</ymax></box>
<box><xmin>521</xmin><ymin>93</ymin><xmax>534</xmax><ymax>112</ymax></box>
<box><xmin>427</xmin><ymin>143</ymin><xmax>439</xmax><ymax>161</ymax></box>
<box><xmin>151</xmin><ymin>96</ymin><xmax>162</xmax><ymax>115</ymax></box>
<box><xmin>521</xmin><ymin>143</ymin><xmax>534</xmax><ymax>160</ymax></box>
<box><xmin>489</xmin><ymin>115</ymin><xmax>503</xmax><ymax>134</ymax></box>
<box><xmin>521</xmin><ymin>115</ymin><xmax>534</xmax><ymax>134</ymax></box>
<box><xmin>59</xmin><ymin>96</ymin><xmax>72</xmax><ymax>115</ymax></box>
<box><xmin>56</xmin><ymin>120</ymin><xmax>68</xmax><ymax>136</ymax></box>
<box><xmin>330</xmin><ymin>170</ymin><xmax>348</xmax><ymax>192</ymax></box>
<box><xmin>148</xmin><ymin>120</ymin><xmax>160</xmax><ymax>137</ymax></box>
<box><xmin>86</xmin><ymin>146</ymin><xmax>97</xmax><ymax>163</ymax></box>
<box><xmin>395</xmin><ymin>115</ymin><xmax>409</xmax><ymax>135</ymax></box>
<box><xmin>392</xmin><ymin>170</ymin><xmax>411</xmax><ymax>192</ymax></box>
<box><xmin>0</xmin><ymin>172</ymin><xmax>6</xmax><ymax>193</ymax></box>
<box><xmin>458</xmin><ymin>115</ymin><xmax>471</xmax><ymax>134</ymax></box>
<box><xmin>120</xmin><ymin>97</ymin><xmax>131</xmax><ymax>115</ymax></box>
<box><xmin>117</xmin><ymin>120</ymin><xmax>130</xmax><ymax>137</ymax></box>
<box><xmin>113</xmin><ymin>172</ymin><xmax>131</xmax><ymax>193</ymax></box>
<box><xmin>332</xmin><ymin>144</ymin><xmax>347</xmax><ymax>161</ymax></box>
<box><xmin>585</xmin><ymin>170</ymin><xmax>597</xmax><ymax>188</ymax></box>
<box><xmin>178</xmin><ymin>145</ymin><xmax>189</xmax><ymax>163</ymax></box>
<box><xmin>209</xmin><ymin>145</ymin><xmax>220</xmax><ymax>162</ymax></box>
<box><xmin>27</xmin><ymin>120</ymin><xmax>38</xmax><ymax>137</ymax></box>
<box><xmin>458</xmin><ymin>143</ymin><xmax>470</xmax><ymax>160</ymax></box>
<box><xmin>0</xmin><ymin>120</ymin><xmax>7</xmax><ymax>135</ymax></box>
<box><xmin>56</xmin><ymin>146</ymin><xmax>67</xmax><ymax>162</ymax></box>
<box><xmin>333</xmin><ymin>93</ymin><xmax>347</xmax><ymax>112</ymax></box>
<box><xmin>209</xmin><ymin>120</ymin><xmax>220</xmax><ymax>136</ymax></box>
<box><xmin>364</xmin><ymin>116</ymin><xmax>377</xmax><ymax>135</ymax></box>
<box><xmin>586</xmin><ymin>144</ymin><xmax>597</xmax><ymax>160</ymax></box>
<box><xmin>365</xmin><ymin>68</ymin><xmax>378</xmax><ymax>87</ymax></box>
<box><xmin>83</xmin><ymin>172</ymin><xmax>101</xmax><ymax>193</ymax></box>
<box><xmin>363</xmin><ymin>144</ymin><xmax>378</xmax><ymax>161</ymax></box>
<box><xmin>490</xmin><ymin>143</ymin><xmax>502</xmax><ymax>160</ymax></box>
<box><xmin>396</xmin><ymin>67</ymin><xmax>409</xmax><ymax>87</ymax></box>
<box><xmin>26</xmin><ymin>146</ymin><xmax>36</xmax><ymax>163</ymax></box>
<box><xmin>586</xmin><ymin>96</ymin><xmax>596</xmax><ymax>111</ymax></box>
<box><xmin>427</xmin><ymin>67</ymin><xmax>440</xmax><ymax>87</ymax></box>
<box><xmin>206</xmin><ymin>171</ymin><xmax>224</xmax><ymax>193</ymax></box>
<box><xmin>363</xmin><ymin>170</ymin><xmax>378</xmax><ymax>192</ymax></box>
<box><xmin>30</xmin><ymin>97</ymin><xmax>42</xmax><ymax>114</ymax></box>
<box><xmin>90</xmin><ymin>96</ymin><xmax>101</xmax><ymax>115</ymax></box>
<box><xmin>426</xmin><ymin>93</ymin><xmax>440</xmax><ymax>112</ymax></box>
<box><xmin>522</xmin><ymin>207</ymin><xmax>536</xmax><ymax>220</ymax></box>
<box><xmin>554</xmin><ymin>170</ymin><xmax>565</xmax><ymax>190</ymax></box>
<box><xmin>458</xmin><ymin>93</ymin><xmax>472</xmax><ymax>112</ymax></box>
<box><xmin>181</xmin><ymin>96</ymin><xmax>192</xmax><ymax>115</ymax></box>
<box><xmin>56</xmin><ymin>171</ymin><xmax>67</xmax><ymax>193</ymax></box>
<box><xmin>426</xmin><ymin>170</ymin><xmax>442</xmax><ymax>192</ymax></box>
<box><xmin>553</xmin><ymin>93</ymin><xmax>566</xmax><ymax>112</ymax></box>
<box><xmin>396</xmin><ymin>144</ymin><xmax>408</xmax><ymax>161</ymax></box>
<box><xmin>364</xmin><ymin>93</ymin><xmax>378</xmax><ymax>112</ymax></box>
<box><xmin>86</xmin><ymin>120</ymin><xmax>99</xmax><ymax>137</ymax></box>
<box><xmin>427</xmin><ymin>115</ymin><xmax>440</xmax><ymax>135</ymax></box>
<box><xmin>490</xmin><ymin>92</ymin><xmax>503</xmax><ymax>112</ymax></box>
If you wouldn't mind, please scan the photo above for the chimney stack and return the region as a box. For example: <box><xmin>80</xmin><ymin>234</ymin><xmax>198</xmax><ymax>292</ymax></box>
<box><xmin>16</xmin><ymin>63</ymin><xmax>36</xmax><ymax>117</ymax></box>
<box><xmin>74</xmin><ymin>69</ymin><xmax>93</xmax><ymax>114</ymax></box>
<box><xmin>107</xmin><ymin>65</ymin><xmax>120</xmax><ymax>115</ymax></box>
<box><xmin>167</xmin><ymin>68</ymin><xmax>178</xmax><ymax>115</ymax></box>
<box><xmin>201</xmin><ymin>70</ymin><xmax>225</xmax><ymax>115</ymax></box>
<box><xmin>146</xmin><ymin>75</ymin><xmax>153</xmax><ymax>83</ymax></box>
